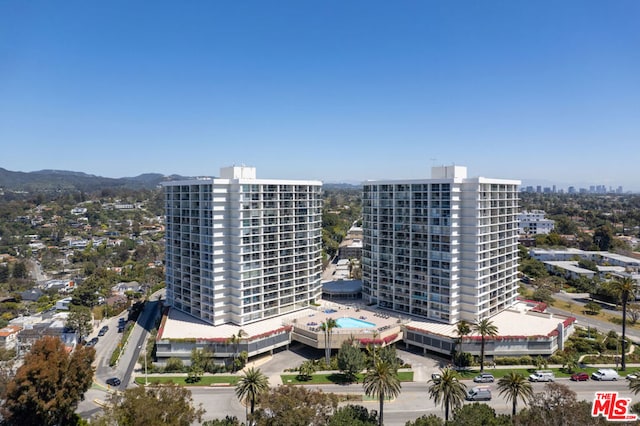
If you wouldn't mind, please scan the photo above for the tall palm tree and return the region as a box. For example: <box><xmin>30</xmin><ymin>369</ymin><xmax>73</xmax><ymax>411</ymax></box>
<box><xmin>235</xmin><ymin>367</ymin><xmax>269</xmax><ymax>423</ymax></box>
<box><xmin>427</xmin><ymin>368</ymin><xmax>467</xmax><ymax>422</ymax></box>
<box><xmin>363</xmin><ymin>359</ymin><xmax>401</xmax><ymax>426</ymax></box>
<box><xmin>472</xmin><ymin>318</ymin><xmax>498</xmax><ymax>372</ymax></box>
<box><xmin>227</xmin><ymin>329</ymin><xmax>247</xmax><ymax>372</ymax></box>
<box><xmin>320</xmin><ymin>318</ymin><xmax>338</xmax><ymax>366</ymax></box>
<box><xmin>610</xmin><ymin>276</ymin><xmax>638</xmax><ymax>371</ymax></box>
<box><xmin>454</xmin><ymin>320</ymin><xmax>471</xmax><ymax>366</ymax></box>
<box><xmin>497</xmin><ymin>371</ymin><xmax>534</xmax><ymax>416</ymax></box>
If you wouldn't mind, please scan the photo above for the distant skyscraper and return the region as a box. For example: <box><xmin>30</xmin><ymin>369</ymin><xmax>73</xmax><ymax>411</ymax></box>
<box><xmin>163</xmin><ymin>166</ymin><xmax>323</xmax><ymax>326</ymax></box>
<box><xmin>362</xmin><ymin>166</ymin><xmax>521</xmax><ymax>324</ymax></box>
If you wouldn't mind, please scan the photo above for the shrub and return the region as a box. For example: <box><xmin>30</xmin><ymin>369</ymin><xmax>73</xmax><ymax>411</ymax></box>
<box><xmin>164</xmin><ymin>357</ymin><xmax>185</xmax><ymax>373</ymax></box>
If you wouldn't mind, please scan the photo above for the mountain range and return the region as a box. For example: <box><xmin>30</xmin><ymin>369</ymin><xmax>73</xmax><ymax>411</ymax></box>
<box><xmin>0</xmin><ymin>168</ymin><xmax>188</xmax><ymax>193</ymax></box>
<box><xmin>0</xmin><ymin>168</ymin><xmax>362</xmax><ymax>193</ymax></box>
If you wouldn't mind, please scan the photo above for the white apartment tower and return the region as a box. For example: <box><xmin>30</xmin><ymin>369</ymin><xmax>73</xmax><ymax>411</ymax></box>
<box><xmin>362</xmin><ymin>166</ymin><xmax>520</xmax><ymax>324</ymax></box>
<box><xmin>163</xmin><ymin>166</ymin><xmax>323</xmax><ymax>326</ymax></box>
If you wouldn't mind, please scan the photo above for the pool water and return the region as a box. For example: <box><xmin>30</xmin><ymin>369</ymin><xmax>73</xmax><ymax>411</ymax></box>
<box><xmin>335</xmin><ymin>317</ymin><xmax>376</xmax><ymax>328</ymax></box>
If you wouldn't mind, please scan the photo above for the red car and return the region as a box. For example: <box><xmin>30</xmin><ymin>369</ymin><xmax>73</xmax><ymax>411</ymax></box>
<box><xmin>571</xmin><ymin>372</ymin><xmax>589</xmax><ymax>381</ymax></box>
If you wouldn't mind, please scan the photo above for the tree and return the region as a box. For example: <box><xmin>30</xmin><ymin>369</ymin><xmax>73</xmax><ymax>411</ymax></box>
<box><xmin>627</xmin><ymin>303</ymin><xmax>640</xmax><ymax>324</ymax></box>
<box><xmin>454</xmin><ymin>320</ymin><xmax>471</xmax><ymax>366</ymax></box>
<box><xmin>235</xmin><ymin>367</ymin><xmax>269</xmax><ymax>423</ymax></box>
<box><xmin>66</xmin><ymin>304</ymin><xmax>94</xmax><ymax>340</ymax></box>
<box><xmin>298</xmin><ymin>359</ymin><xmax>317</xmax><ymax>381</ymax></box>
<box><xmin>496</xmin><ymin>372</ymin><xmax>534</xmax><ymax>416</ymax></box>
<box><xmin>337</xmin><ymin>341</ymin><xmax>366</xmax><ymax>382</ymax></box>
<box><xmin>202</xmin><ymin>416</ymin><xmax>242</xmax><ymax>426</ymax></box>
<box><xmin>320</xmin><ymin>318</ymin><xmax>338</xmax><ymax>366</ymax></box>
<box><xmin>253</xmin><ymin>385</ymin><xmax>339</xmax><ymax>426</ymax></box>
<box><xmin>583</xmin><ymin>301</ymin><xmax>602</xmax><ymax>315</ymax></box>
<box><xmin>227</xmin><ymin>329</ymin><xmax>247</xmax><ymax>372</ymax></box>
<box><xmin>2</xmin><ymin>336</ymin><xmax>95</xmax><ymax>426</ymax></box>
<box><xmin>515</xmin><ymin>382</ymin><xmax>608</xmax><ymax>426</ymax></box>
<box><xmin>404</xmin><ymin>414</ymin><xmax>445</xmax><ymax>426</ymax></box>
<box><xmin>427</xmin><ymin>368</ymin><xmax>467</xmax><ymax>422</ymax></box>
<box><xmin>609</xmin><ymin>276</ymin><xmax>638</xmax><ymax>371</ymax></box>
<box><xmin>629</xmin><ymin>377</ymin><xmax>640</xmax><ymax>395</ymax></box>
<box><xmin>531</xmin><ymin>287</ymin><xmax>555</xmax><ymax>304</ymax></box>
<box><xmin>472</xmin><ymin>318</ymin><xmax>498</xmax><ymax>372</ymax></box>
<box><xmin>449</xmin><ymin>403</ymin><xmax>512</xmax><ymax>425</ymax></box>
<box><xmin>93</xmin><ymin>383</ymin><xmax>204</xmax><ymax>426</ymax></box>
<box><xmin>11</xmin><ymin>261</ymin><xmax>28</xmax><ymax>279</ymax></box>
<box><xmin>328</xmin><ymin>405</ymin><xmax>378</xmax><ymax>426</ymax></box>
<box><xmin>363</xmin><ymin>359</ymin><xmax>401</xmax><ymax>426</ymax></box>
<box><xmin>377</xmin><ymin>345</ymin><xmax>400</xmax><ymax>371</ymax></box>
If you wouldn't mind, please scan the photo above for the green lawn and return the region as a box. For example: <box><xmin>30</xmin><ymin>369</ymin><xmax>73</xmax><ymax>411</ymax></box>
<box><xmin>134</xmin><ymin>375</ymin><xmax>240</xmax><ymax>386</ymax></box>
<box><xmin>281</xmin><ymin>371</ymin><xmax>413</xmax><ymax>385</ymax></box>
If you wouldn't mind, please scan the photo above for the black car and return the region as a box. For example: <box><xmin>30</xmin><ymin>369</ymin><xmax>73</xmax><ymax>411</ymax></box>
<box><xmin>98</xmin><ymin>325</ymin><xmax>109</xmax><ymax>336</ymax></box>
<box><xmin>85</xmin><ymin>337</ymin><xmax>99</xmax><ymax>347</ymax></box>
<box><xmin>106</xmin><ymin>377</ymin><xmax>121</xmax><ymax>387</ymax></box>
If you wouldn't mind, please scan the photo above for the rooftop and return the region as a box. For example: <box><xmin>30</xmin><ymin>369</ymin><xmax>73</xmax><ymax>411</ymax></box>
<box><xmin>405</xmin><ymin>302</ymin><xmax>574</xmax><ymax>339</ymax></box>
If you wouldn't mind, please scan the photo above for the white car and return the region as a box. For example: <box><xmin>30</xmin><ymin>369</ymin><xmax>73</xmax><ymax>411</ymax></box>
<box><xmin>626</xmin><ymin>371</ymin><xmax>640</xmax><ymax>380</ymax></box>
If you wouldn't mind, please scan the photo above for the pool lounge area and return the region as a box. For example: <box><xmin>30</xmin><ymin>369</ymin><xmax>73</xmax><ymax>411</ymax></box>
<box><xmin>288</xmin><ymin>305</ymin><xmax>405</xmax><ymax>350</ymax></box>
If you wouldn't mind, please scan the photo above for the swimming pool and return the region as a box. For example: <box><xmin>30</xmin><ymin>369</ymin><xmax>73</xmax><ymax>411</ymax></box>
<box><xmin>335</xmin><ymin>317</ymin><xmax>376</xmax><ymax>328</ymax></box>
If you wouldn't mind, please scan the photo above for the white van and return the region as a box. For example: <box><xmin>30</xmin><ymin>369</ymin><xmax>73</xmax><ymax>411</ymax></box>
<box><xmin>528</xmin><ymin>370</ymin><xmax>555</xmax><ymax>382</ymax></box>
<box><xmin>466</xmin><ymin>386</ymin><xmax>492</xmax><ymax>401</ymax></box>
<box><xmin>591</xmin><ymin>368</ymin><xmax>620</xmax><ymax>381</ymax></box>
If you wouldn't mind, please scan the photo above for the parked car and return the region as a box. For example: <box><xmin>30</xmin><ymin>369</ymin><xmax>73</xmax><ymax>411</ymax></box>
<box><xmin>85</xmin><ymin>337</ymin><xmax>99</xmax><ymax>347</ymax></box>
<box><xmin>98</xmin><ymin>325</ymin><xmax>109</xmax><ymax>336</ymax></box>
<box><xmin>626</xmin><ymin>371</ymin><xmax>640</xmax><ymax>380</ymax></box>
<box><xmin>431</xmin><ymin>373</ymin><xmax>442</xmax><ymax>384</ymax></box>
<box><xmin>106</xmin><ymin>377</ymin><xmax>121</xmax><ymax>387</ymax></box>
<box><xmin>528</xmin><ymin>370</ymin><xmax>555</xmax><ymax>382</ymax></box>
<box><xmin>592</xmin><ymin>369</ymin><xmax>620</xmax><ymax>381</ymax></box>
<box><xmin>570</xmin><ymin>372</ymin><xmax>589</xmax><ymax>381</ymax></box>
<box><xmin>473</xmin><ymin>374</ymin><xmax>495</xmax><ymax>383</ymax></box>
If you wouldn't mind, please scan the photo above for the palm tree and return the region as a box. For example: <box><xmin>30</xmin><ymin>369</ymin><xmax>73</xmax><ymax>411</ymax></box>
<box><xmin>363</xmin><ymin>359</ymin><xmax>401</xmax><ymax>426</ymax></box>
<box><xmin>629</xmin><ymin>377</ymin><xmax>640</xmax><ymax>395</ymax></box>
<box><xmin>227</xmin><ymin>329</ymin><xmax>247</xmax><ymax>372</ymax></box>
<box><xmin>454</xmin><ymin>320</ymin><xmax>471</xmax><ymax>366</ymax></box>
<box><xmin>610</xmin><ymin>276</ymin><xmax>638</xmax><ymax>371</ymax></box>
<box><xmin>427</xmin><ymin>368</ymin><xmax>467</xmax><ymax>422</ymax></box>
<box><xmin>320</xmin><ymin>318</ymin><xmax>338</xmax><ymax>366</ymax></box>
<box><xmin>235</xmin><ymin>367</ymin><xmax>269</xmax><ymax>423</ymax></box>
<box><xmin>497</xmin><ymin>371</ymin><xmax>534</xmax><ymax>416</ymax></box>
<box><xmin>472</xmin><ymin>318</ymin><xmax>498</xmax><ymax>372</ymax></box>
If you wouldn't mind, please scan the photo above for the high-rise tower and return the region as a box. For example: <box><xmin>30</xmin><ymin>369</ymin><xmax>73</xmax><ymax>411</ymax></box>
<box><xmin>362</xmin><ymin>166</ymin><xmax>520</xmax><ymax>324</ymax></box>
<box><xmin>163</xmin><ymin>166</ymin><xmax>323</xmax><ymax>326</ymax></box>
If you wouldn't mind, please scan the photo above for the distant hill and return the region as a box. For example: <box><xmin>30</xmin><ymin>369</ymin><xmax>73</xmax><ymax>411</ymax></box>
<box><xmin>0</xmin><ymin>168</ymin><xmax>191</xmax><ymax>193</ymax></box>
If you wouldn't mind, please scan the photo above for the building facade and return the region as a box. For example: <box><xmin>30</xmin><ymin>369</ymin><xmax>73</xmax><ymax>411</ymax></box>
<box><xmin>362</xmin><ymin>166</ymin><xmax>520</xmax><ymax>324</ymax></box>
<box><xmin>518</xmin><ymin>210</ymin><xmax>555</xmax><ymax>235</ymax></box>
<box><xmin>163</xmin><ymin>166</ymin><xmax>323</xmax><ymax>326</ymax></box>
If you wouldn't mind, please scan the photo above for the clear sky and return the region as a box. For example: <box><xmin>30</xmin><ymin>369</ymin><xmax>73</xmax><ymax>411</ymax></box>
<box><xmin>1</xmin><ymin>1</ymin><xmax>639</xmax><ymax>190</ymax></box>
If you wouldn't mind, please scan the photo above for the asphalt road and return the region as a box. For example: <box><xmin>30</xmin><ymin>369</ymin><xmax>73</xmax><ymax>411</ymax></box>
<box><xmin>547</xmin><ymin>290</ymin><xmax>640</xmax><ymax>342</ymax></box>
<box><xmin>190</xmin><ymin>378</ymin><xmax>636</xmax><ymax>425</ymax></box>
<box><xmin>77</xmin><ymin>291</ymin><xmax>164</xmax><ymax>421</ymax></box>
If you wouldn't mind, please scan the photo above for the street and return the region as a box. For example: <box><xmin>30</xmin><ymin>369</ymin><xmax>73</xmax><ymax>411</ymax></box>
<box><xmin>189</xmin><ymin>378</ymin><xmax>637</xmax><ymax>425</ymax></box>
<box><xmin>74</xmin><ymin>288</ymin><xmax>640</xmax><ymax>424</ymax></box>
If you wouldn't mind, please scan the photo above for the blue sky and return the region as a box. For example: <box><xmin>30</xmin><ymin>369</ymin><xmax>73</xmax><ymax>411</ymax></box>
<box><xmin>1</xmin><ymin>1</ymin><xmax>639</xmax><ymax>190</ymax></box>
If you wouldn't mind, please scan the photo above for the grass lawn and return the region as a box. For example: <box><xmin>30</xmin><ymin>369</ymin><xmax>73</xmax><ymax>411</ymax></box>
<box><xmin>134</xmin><ymin>375</ymin><xmax>240</xmax><ymax>386</ymax></box>
<box><xmin>281</xmin><ymin>371</ymin><xmax>414</xmax><ymax>385</ymax></box>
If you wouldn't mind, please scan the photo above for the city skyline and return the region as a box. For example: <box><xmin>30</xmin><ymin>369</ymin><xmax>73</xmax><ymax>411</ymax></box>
<box><xmin>2</xmin><ymin>2</ymin><xmax>639</xmax><ymax>190</ymax></box>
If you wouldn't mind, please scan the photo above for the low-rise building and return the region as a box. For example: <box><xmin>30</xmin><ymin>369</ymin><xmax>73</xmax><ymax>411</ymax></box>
<box><xmin>0</xmin><ymin>325</ymin><xmax>22</xmax><ymax>350</ymax></box>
